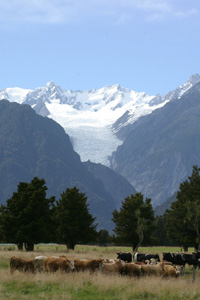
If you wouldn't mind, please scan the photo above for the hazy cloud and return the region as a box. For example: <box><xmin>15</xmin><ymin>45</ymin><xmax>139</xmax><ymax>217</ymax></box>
<box><xmin>174</xmin><ymin>8</ymin><xmax>199</xmax><ymax>18</ymax></box>
<box><xmin>0</xmin><ymin>0</ymin><xmax>199</xmax><ymax>25</ymax></box>
<box><xmin>0</xmin><ymin>0</ymin><xmax>77</xmax><ymax>24</ymax></box>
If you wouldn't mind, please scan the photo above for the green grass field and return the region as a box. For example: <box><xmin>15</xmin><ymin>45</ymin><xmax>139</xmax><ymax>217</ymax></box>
<box><xmin>0</xmin><ymin>244</ymin><xmax>199</xmax><ymax>300</ymax></box>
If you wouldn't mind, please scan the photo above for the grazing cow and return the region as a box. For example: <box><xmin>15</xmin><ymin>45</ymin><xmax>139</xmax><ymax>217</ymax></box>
<box><xmin>172</xmin><ymin>253</ymin><xmax>186</xmax><ymax>266</ymax></box>
<box><xmin>117</xmin><ymin>252</ymin><xmax>132</xmax><ymax>262</ymax></box>
<box><xmin>175</xmin><ymin>265</ymin><xmax>184</xmax><ymax>274</ymax></box>
<box><xmin>124</xmin><ymin>263</ymin><xmax>141</xmax><ymax>277</ymax></box>
<box><xmin>134</xmin><ymin>253</ymin><xmax>160</xmax><ymax>262</ymax></box>
<box><xmin>163</xmin><ymin>265</ymin><xmax>180</xmax><ymax>278</ymax></box>
<box><xmin>10</xmin><ymin>256</ymin><xmax>35</xmax><ymax>274</ymax></box>
<box><xmin>34</xmin><ymin>256</ymin><xmax>47</xmax><ymax>272</ymax></box>
<box><xmin>141</xmin><ymin>262</ymin><xmax>165</xmax><ymax>276</ymax></box>
<box><xmin>43</xmin><ymin>257</ymin><xmax>75</xmax><ymax>273</ymax></box>
<box><xmin>74</xmin><ymin>259</ymin><xmax>102</xmax><ymax>272</ymax></box>
<box><xmin>180</xmin><ymin>252</ymin><xmax>200</xmax><ymax>269</ymax></box>
<box><xmin>163</xmin><ymin>252</ymin><xmax>186</xmax><ymax>266</ymax></box>
<box><xmin>101</xmin><ymin>259</ymin><xmax>125</xmax><ymax>275</ymax></box>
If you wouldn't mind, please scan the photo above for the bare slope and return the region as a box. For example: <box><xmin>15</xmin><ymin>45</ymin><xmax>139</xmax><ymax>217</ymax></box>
<box><xmin>0</xmin><ymin>100</ymin><xmax>134</xmax><ymax>230</ymax></box>
<box><xmin>111</xmin><ymin>82</ymin><xmax>200</xmax><ymax>206</ymax></box>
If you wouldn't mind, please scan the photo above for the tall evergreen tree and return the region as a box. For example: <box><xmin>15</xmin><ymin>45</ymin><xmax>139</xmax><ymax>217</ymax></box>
<box><xmin>97</xmin><ymin>229</ymin><xmax>110</xmax><ymax>246</ymax></box>
<box><xmin>154</xmin><ymin>214</ymin><xmax>174</xmax><ymax>246</ymax></box>
<box><xmin>55</xmin><ymin>187</ymin><xmax>97</xmax><ymax>250</ymax></box>
<box><xmin>166</xmin><ymin>165</ymin><xmax>200</xmax><ymax>250</ymax></box>
<box><xmin>0</xmin><ymin>177</ymin><xmax>55</xmax><ymax>251</ymax></box>
<box><xmin>112</xmin><ymin>192</ymin><xmax>155</xmax><ymax>251</ymax></box>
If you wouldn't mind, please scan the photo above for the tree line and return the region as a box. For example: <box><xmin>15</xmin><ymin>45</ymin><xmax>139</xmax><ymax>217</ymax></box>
<box><xmin>0</xmin><ymin>165</ymin><xmax>200</xmax><ymax>251</ymax></box>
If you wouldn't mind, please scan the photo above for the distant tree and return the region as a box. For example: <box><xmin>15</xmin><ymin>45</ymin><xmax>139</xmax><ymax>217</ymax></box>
<box><xmin>165</xmin><ymin>165</ymin><xmax>200</xmax><ymax>251</ymax></box>
<box><xmin>55</xmin><ymin>187</ymin><xmax>97</xmax><ymax>250</ymax></box>
<box><xmin>112</xmin><ymin>192</ymin><xmax>155</xmax><ymax>251</ymax></box>
<box><xmin>0</xmin><ymin>177</ymin><xmax>55</xmax><ymax>251</ymax></box>
<box><xmin>97</xmin><ymin>229</ymin><xmax>110</xmax><ymax>246</ymax></box>
<box><xmin>154</xmin><ymin>214</ymin><xmax>175</xmax><ymax>246</ymax></box>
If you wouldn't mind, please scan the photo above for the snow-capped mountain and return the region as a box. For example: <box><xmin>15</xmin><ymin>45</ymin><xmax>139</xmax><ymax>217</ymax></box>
<box><xmin>110</xmin><ymin>79</ymin><xmax>200</xmax><ymax>206</ymax></box>
<box><xmin>1</xmin><ymin>74</ymin><xmax>200</xmax><ymax>166</ymax></box>
<box><xmin>0</xmin><ymin>87</ymin><xmax>31</xmax><ymax>104</ymax></box>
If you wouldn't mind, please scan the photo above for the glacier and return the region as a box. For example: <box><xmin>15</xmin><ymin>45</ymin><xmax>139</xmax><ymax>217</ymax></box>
<box><xmin>1</xmin><ymin>74</ymin><xmax>200</xmax><ymax>166</ymax></box>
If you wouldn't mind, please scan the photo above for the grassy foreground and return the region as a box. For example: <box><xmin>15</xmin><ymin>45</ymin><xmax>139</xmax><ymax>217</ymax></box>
<box><xmin>0</xmin><ymin>245</ymin><xmax>200</xmax><ymax>300</ymax></box>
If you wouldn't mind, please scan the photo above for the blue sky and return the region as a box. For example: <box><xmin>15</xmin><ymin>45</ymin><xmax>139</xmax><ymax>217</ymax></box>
<box><xmin>0</xmin><ymin>0</ymin><xmax>200</xmax><ymax>95</ymax></box>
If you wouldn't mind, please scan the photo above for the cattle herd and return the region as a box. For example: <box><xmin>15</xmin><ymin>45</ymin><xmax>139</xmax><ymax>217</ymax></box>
<box><xmin>9</xmin><ymin>251</ymin><xmax>200</xmax><ymax>279</ymax></box>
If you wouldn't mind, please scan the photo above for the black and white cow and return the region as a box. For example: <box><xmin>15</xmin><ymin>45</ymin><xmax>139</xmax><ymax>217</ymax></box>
<box><xmin>163</xmin><ymin>252</ymin><xmax>186</xmax><ymax>266</ymax></box>
<box><xmin>182</xmin><ymin>252</ymin><xmax>200</xmax><ymax>269</ymax></box>
<box><xmin>134</xmin><ymin>253</ymin><xmax>160</xmax><ymax>262</ymax></box>
<box><xmin>117</xmin><ymin>252</ymin><xmax>132</xmax><ymax>262</ymax></box>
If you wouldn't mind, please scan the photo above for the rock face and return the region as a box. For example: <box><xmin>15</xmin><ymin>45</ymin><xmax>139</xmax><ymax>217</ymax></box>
<box><xmin>83</xmin><ymin>161</ymin><xmax>136</xmax><ymax>210</ymax></box>
<box><xmin>110</xmin><ymin>82</ymin><xmax>200</xmax><ymax>206</ymax></box>
<box><xmin>1</xmin><ymin>74</ymin><xmax>200</xmax><ymax>209</ymax></box>
<box><xmin>0</xmin><ymin>100</ymin><xmax>135</xmax><ymax>231</ymax></box>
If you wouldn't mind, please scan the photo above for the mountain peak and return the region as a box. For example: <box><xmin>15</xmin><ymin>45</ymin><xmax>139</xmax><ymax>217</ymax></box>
<box><xmin>45</xmin><ymin>81</ymin><xmax>63</xmax><ymax>98</ymax></box>
<box><xmin>46</xmin><ymin>81</ymin><xmax>57</xmax><ymax>89</ymax></box>
<box><xmin>188</xmin><ymin>73</ymin><xmax>200</xmax><ymax>85</ymax></box>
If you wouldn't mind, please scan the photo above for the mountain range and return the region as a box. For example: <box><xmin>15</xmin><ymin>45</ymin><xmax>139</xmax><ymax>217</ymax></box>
<box><xmin>111</xmin><ymin>79</ymin><xmax>200</xmax><ymax>205</ymax></box>
<box><xmin>0</xmin><ymin>100</ymin><xmax>136</xmax><ymax>231</ymax></box>
<box><xmin>1</xmin><ymin>73</ymin><xmax>200</xmax><ymax>208</ymax></box>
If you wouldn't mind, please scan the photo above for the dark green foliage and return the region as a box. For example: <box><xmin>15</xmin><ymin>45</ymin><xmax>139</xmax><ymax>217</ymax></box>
<box><xmin>55</xmin><ymin>187</ymin><xmax>97</xmax><ymax>249</ymax></box>
<box><xmin>0</xmin><ymin>177</ymin><xmax>55</xmax><ymax>251</ymax></box>
<box><xmin>112</xmin><ymin>193</ymin><xmax>155</xmax><ymax>251</ymax></box>
<box><xmin>97</xmin><ymin>229</ymin><xmax>110</xmax><ymax>246</ymax></box>
<box><xmin>154</xmin><ymin>214</ymin><xmax>175</xmax><ymax>246</ymax></box>
<box><xmin>166</xmin><ymin>165</ymin><xmax>200</xmax><ymax>249</ymax></box>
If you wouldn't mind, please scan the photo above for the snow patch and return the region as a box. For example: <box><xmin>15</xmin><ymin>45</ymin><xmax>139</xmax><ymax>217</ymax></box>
<box><xmin>4</xmin><ymin>88</ymin><xmax>31</xmax><ymax>103</ymax></box>
<box><xmin>1</xmin><ymin>74</ymin><xmax>200</xmax><ymax>166</ymax></box>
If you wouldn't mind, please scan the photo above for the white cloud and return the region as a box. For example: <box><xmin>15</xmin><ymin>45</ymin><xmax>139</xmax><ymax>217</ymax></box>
<box><xmin>0</xmin><ymin>0</ymin><xmax>77</xmax><ymax>24</ymax></box>
<box><xmin>129</xmin><ymin>0</ymin><xmax>171</xmax><ymax>12</ymax></box>
<box><xmin>174</xmin><ymin>8</ymin><xmax>199</xmax><ymax>19</ymax></box>
<box><xmin>0</xmin><ymin>0</ymin><xmax>199</xmax><ymax>25</ymax></box>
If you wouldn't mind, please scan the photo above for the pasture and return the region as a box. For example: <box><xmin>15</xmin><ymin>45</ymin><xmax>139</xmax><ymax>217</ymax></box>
<box><xmin>0</xmin><ymin>245</ymin><xmax>200</xmax><ymax>300</ymax></box>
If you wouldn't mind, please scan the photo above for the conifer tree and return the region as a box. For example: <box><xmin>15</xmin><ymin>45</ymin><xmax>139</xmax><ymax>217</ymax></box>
<box><xmin>0</xmin><ymin>177</ymin><xmax>55</xmax><ymax>251</ymax></box>
<box><xmin>166</xmin><ymin>165</ymin><xmax>200</xmax><ymax>250</ymax></box>
<box><xmin>112</xmin><ymin>192</ymin><xmax>155</xmax><ymax>251</ymax></box>
<box><xmin>55</xmin><ymin>187</ymin><xmax>97</xmax><ymax>249</ymax></box>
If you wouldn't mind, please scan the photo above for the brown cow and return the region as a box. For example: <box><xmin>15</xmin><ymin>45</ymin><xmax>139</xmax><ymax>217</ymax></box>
<box><xmin>124</xmin><ymin>263</ymin><xmax>141</xmax><ymax>277</ymax></box>
<box><xmin>141</xmin><ymin>262</ymin><xmax>165</xmax><ymax>276</ymax></box>
<box><xmin>43</xmin><ymin>257</ymin><xmax>75</xmax><ymax>273</ymax></box>
<box><xmin>74</xmin><ymin>259</ymin><xmax>102</xmax><ymax>272</ymax></box>
<box><xmin>10</xmin><ymin>256</ymin><xmax>35</xmax><ymax>274</ymax></box>
<box><xmin>101</xmin><ymin>259</ymin><xmax>125</xmax><ymax>275</ymax></box>
<box><xmin>163</xmin><ymin>265</ymin><xmax>180</xmax><ymax>278</ymax></box>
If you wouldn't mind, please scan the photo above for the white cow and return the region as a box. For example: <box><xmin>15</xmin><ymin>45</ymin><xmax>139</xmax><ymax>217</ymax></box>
<box><xmin>34</xmin><ymin>255</ymin><xmax>47</xmax><ymax>272</ymax></box>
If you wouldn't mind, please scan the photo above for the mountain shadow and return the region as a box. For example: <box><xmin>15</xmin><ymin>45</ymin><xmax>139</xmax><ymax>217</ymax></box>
<box><xmin>0</xmin><ymin>100</ymin><xmax>135</xmax><ymax>231</ymax></box>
